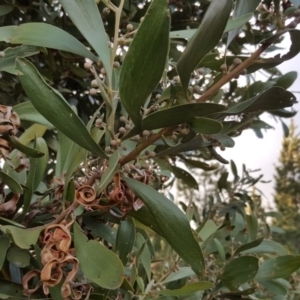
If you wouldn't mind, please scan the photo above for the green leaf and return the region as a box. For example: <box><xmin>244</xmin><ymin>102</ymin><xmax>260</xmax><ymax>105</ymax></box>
<box><xmin>59</xmin><ymin>0</ymin><xmax>111</xmax><ymax>82</ymax></box>
<box><xmin>234</xmin><ymin>237</ymin><xmax>264</xmax><ymax>255</ymax></box>
<box><xmin>255</xmin><ymin>255</ymin><xmax>300</xmax><ymax>280</ymax></box>
<box><xmin>244</xmin><ymin>204</ymin><xmax>258</xmax><ymax>242</ymax></box>
<box><xmin>0</xmin><ymin>45</ymin><xmax>41</xmax><ymax>74</ymax></box>
<box><xmin>177</xmin><ymin>0</ymin><xmax>232</xmax><ymax>91</ymax></box>
<box><xmin>160</xmin><ymin>282</ymin><xmax>214</xmax><ymax>297</ymax></box>
<box><xmin>73</xmin><ymin>222</ymin><xmax>124</xmax><ymax>289</ymax></box>
<box><xmin>0</xmin><ymin>225</ymin><xmax>44</xmax><ymax>249</ymax></box>
<box><xmin>227</xmin><ymin>0</ymin><xmax>261</xmax><ymax>46</ymax></box>
<box><xmin>214</xmin><ymin>238</ymin><xmax>226</xmax><ymax>261</ymax></box>
<box><xmin>0</xmin><ymin>171</ymin><xmax>23</xmax><ymax>194</ymax></box>
<box><xmin>6</xmin><ymin>247</ymin><xmax>30</xmax><ymax>268</ymax></box>
<box><xmin>259</xmin><ymin>280</ymin><xmax>287</xmax><ymax>296</ymax></box>
<box><xmin>136</xmin><ymin>232</ymin><xmax>152</xmax><ymax>282</ymax></box>
<box><xmin>116</xmin><ymin>217</ymin><xmax>136</xmax><ymax>265</ymax></box>
<box><xmin>7</xmin><ymin>135</ymin><xmax>45</xmax><ymax>158</ymax></box>
<box><xmin>0</xmin><ymin>236</ymin><xmax>10</xmax><ymax>269</ymax></box>
<box><xmin>22</xmin><ymin>137</ymin><xmax>49</xmax><ymax>217</ymax></box>
<box><xmin>191</xmin><ymin>117</ymin><xmax>223</xmax><ymax>134</ymax></box>
<box><xmin>170</xmin><ymin>166</ymin><xmax>198</xmax><ymax>189</ymax></box>
<box><xmin>119</xmin><ymin>0</ymin><xmax>170</xmax><ymax>127</ymax></box>
<box><xmin>95</xmin><ymin>150</ymin><xmax>120</xmax><ymax>195</ymax></box>
<box><xmin>219</xmin><ymin>256</ymin><xmax>259</xmax><ymax>290</ymax></box>
<box><xmin>0</xmin><ymin>23</ymin><xmax>97</xmax><ymax>61</ymax></box>
<box><xmin>170</xmin><ymin>13</ymin><xmax>253</xmax><ymax>40</ymax></box>
<box><xmin>161</xmin><ymin>267</ymin><xmax>196</xmax><ymax>284</ymax></box>
<box><xmin>16</xmin><ymin>58</ymin><xmax>107</xmax><ymax>158</ymax></box>
<box><xmin>225</xmin><ymin>87</ymin><xmax>296</xmax><ymax>114</ymax></box>
<box><xmin>0</xmin><ymin>278</ymin><xmax>44</xmax><ymax>299</ymax></box>
<box><xmin>13</xmin><ymin>101</ymin><xmax>54</xmax><ymax>128</ymax></box>
<box><xmin>123</xmin><ymin>176</ymin><xmax>205</xmax><ymax>274</ymax></box>
<box><xmin>142</xmin><ymin>103</ymin><xmax>225</xmax><ymax>131</ymax></box>
<box><xmin>0</xmin><ymin>5</ymin><xmax>13</xmax><ymax>16</ymax></box>
<box><xmin>276</xmin><ymin>71</ymin><xmax>297</xmax><ymax>89</ymax></box>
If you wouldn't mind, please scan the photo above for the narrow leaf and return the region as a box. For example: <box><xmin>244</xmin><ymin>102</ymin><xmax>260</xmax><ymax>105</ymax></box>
<box><xmin>177</xmin><ymin>0</ymin><xmax>232</xmax><ymax>91</ymax></box>
<box><xmin>59</xmin><ymin>0</ymin><xmax>111</xmax><ymax>82</ymax></box>
<box><xmin>161</xmin><ymin>267</ymin><xmax>196</xmax><ymax>284</ymax></box>
<box><xmin>160</xmin><ymin>282</ymin><xmax>214</xmax><ymax>296</ymax></box>
<box><xmin>16</xmin><ymin>58</ymin><xmax>107</xmax><ymax>158</ymax></box>
<box><xmin>123</xmin><ymin>176</ymin><xmax>205</xmax><ymax>274</ymax></box>
<box><xmin>0</xmin><ymin>236</ymin><xmax>10</xmax><ymax>269</ymax></box>
<box><xmin>0</xmin><ymin>171</ymin><xmax>23</xmax><ymax>194</ymax></box>
<box><xmin>119</xmin><ymin>0</ymin><xmax>170</xmax><ymax>127</ymax></box>
<box><xmin>170</xmin><ymin>166</ymin><xmax>198</xmax><ymax>189</ymax></box>
<box><xmin>142</xmin><ymin>103</ymin><xmax>225</xmax><ymax>131</ymax></box>
<box><xmin>227</xmin><ymin>0</ymin><xmax>261</xmax><ymax>46</ymax></box>
<box><xmin>0</xmin><ymin>5</ymin><xmax>13</xmax><ymax>16</ymax></box>
<box><xmin>116</xmin><ymin>217</ymin><xmax>136</xmax><ymax>265</ymax></box>
<box><xmin>0</xmin><ymin>23</ymin><xmax>97</xmax><ymax>61</ymax></box>
<box><xmin>73</xmin><ymin>222</ymin><xmax>124</xmax><ymax>289</ymax></box>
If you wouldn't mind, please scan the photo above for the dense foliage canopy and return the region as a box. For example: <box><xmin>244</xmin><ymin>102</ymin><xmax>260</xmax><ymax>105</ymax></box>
<box><xmin>0</xmin><ymin>0</ymin><xmax>300</xmax><ymax>299</ymax></box>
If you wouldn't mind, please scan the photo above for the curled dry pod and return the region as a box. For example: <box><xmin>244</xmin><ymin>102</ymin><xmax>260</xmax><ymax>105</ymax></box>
<box><xmin>75</xmin><ymin>185</ymin><xmax>97</xmax><ymax>206</ymax></box>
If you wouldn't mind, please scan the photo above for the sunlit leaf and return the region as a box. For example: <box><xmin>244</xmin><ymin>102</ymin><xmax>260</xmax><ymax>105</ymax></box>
<box><xmin>0</xmin><ymin>225</ymin><xmax>45</xmax><ymax>249</ymax></box>
<box><xmin>177</xmin><ymin>0</ymin><xmax>232</xmax><ymax>91</ymax></box>
<box><xmin>123</xmin><ymin>176</ymin><xmax>205</xmax><ymax>274</ymax></box>
<box><xmin>259</xmin><ymin>280</ymin><xmax>287</xmax><ymax>296</ymax></box>
<box><xmin>6</xmin><ymin>247</ymin><xmax>30</xmax><ymax>268</ymax></box>
<box><xmin>276</xmin><ymin>71</ymin><xmax>297</xmax><ymax>89</ymax></box>
<box><xmin>0</xmin><ymin>23</ymin><xmax>97</xmax><ymax>61</ymax></box>
<box><xmin>119</xmin><ymin>0</ymin><xmax>170</xmax><ymax>127</ymax></box>
<box><xmin>161</xmin><ymin>267</ymin><xmax>196</xmax><ymax>284</ymax></box>
<box><xmin>227</xmin><ymin>0</ymin><xmax>261</xmax><ymax>46</ymax></box>
<box><xmin>59</xmin><ymin>0</ymin><xmax>111</xmax><ymax>82</ymax></box>
<box><xmin>16</xmin><ymin>58</ymin><xmax>107</xmax><ymax>158</ymax></box>
<box><xmin>73</xmin><ymin>222</ymin><xmax>124</xmax><ymax>289</ymax></box>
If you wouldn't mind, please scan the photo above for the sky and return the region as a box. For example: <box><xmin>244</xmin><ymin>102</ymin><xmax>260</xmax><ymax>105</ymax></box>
<box><xmin>225</xmin><ymin>54</ymin><xmax>300</xmax><ymax>209</ymax></box>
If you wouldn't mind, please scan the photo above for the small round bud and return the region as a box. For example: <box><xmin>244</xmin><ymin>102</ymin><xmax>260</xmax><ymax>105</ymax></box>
<box><xmin>193</xmin><ymin>85</ymin><xmax>201</xmax><ymax>94</ymax></box>
<box><xmin>110</xmin><ymin>139</ymin><xmax>117</xmax><ymax>146</ymax></box>
<box><xmin>294</xmin><ymin>9</ymin><xmax>300</xmax><ymax>17</ymax></box>
<box><xmin>220</xmin><ymin>64</ymin><xmax>227</xmax><ymax>71</ymax></box>
<box><xmin>125</xmin><ymin>124</ymin><xmax>131</xmax><ymax>130</ymax></box>
<box><xmin>95</xmin><ymin>118</ymin><xmax>103</xmax><ymax>127</ymax></box>
<box><xmin>119</xmin><ymin>127</ymin><xmax>126</xmax><ymax>134</ymax></box>
<box><xmin>118</xmin><ymin>37</ymin><xmax>126</xmax><ymax>45</ymax></box>
<box><xmin>234</xmin><ymin>74</ymin><xmax>240</xmax><ymax>79</ymax></box>
<box><xmin>84</xmin><ymin>61</ymin><xmax>92</xmax><ymax>69</ymax></box>
<box><xmin>240</xmin><ymin>69</ymin><xmax>247</xmax><ymax>75</ymax></box>
<box><xmin>155</xmin><ymin>94</ymin><xmax>161</xmax><ymax>100</ymax></box>
<box><xmin>122</xmin><ymin>145</ymin><xmax>127</xmax><ymax>151</ymax></box>
<box><xmin>91</xmin><ymin>79</ymin><xmax>98</xmax><ymax>88</ymax></box>
<box><xmin>233</xmin><ymin>58</ymin><xmax>242</xmax><ymax>65</ymax></box>
<box><xmin>148</xmin><ymin>151</ymin><xmax>156</xmax><ymax>158</ymax></box>
<box><xmin>116</xmin><ymin>139</ymin><xmax>122</xmax><ymax>145</ymax></box>
<box><xmin>89</xmin><ymin>88</ymin><xmax>98</xmax><ymax>95</ymax></box>
<box><xmin>288</xmin><ymin>21</ymin><xmax>298</xmax><ymax>28</ymax></box>
<box><xmin>100</xmin><ymin>68</ymin><xmax>106</xmax><ymax>75</ymax></box>
<box><xmin>145</xmin><ymin>150</ymin><xmax>150</xmax><ymax>156</ymax></box>
<box><xmin>103</xmin><ymin>7</ymin><xmax>110</xmax><ymax>15</ymax></box>
<box><xmin>171</xmin><ymin>134</ymin><xmax>177</xmax><ymax>140</ymax></box>
<box><xmin>126</xmin><ymin>23</ymin><xmax>134</xmax><ymax>32</ymax></box>
<box><xmin>197</xmin><ymin>68</ymin><xmax>205</xmax><ymax>75</ymax></box>
<box><xmin>140</xmin><ymin>17</ymin><xmax>145</xmax><ymax>23</ymax></box>
<box><xmin>194</xmin><ymin>73</ymin><xmax>200</xmax><ymax>80</ymax></box>
<box><xmin>142</xmin><ymin>130</ymin><xmax>150</xmax><ymax>137</ymax></box>
<box><xmin>135</xmin><ymin>162</ymin><xmax>141</xmax><ymax>169</ymax></box>
<box><xmin>113</xmin><ymin>61</ymin><xmax>120</xmax><ymax>68</ymax></box>
<box><xmin>97</xmin><ymin>61</ymin><xmax>103</xmax><ymax>68</ymax></box>
<box><xmin>105</xmin><ymin>146</ymin><xmax>111</xmax><ymax>153</ymax></box>
<box><xmin>0</xmin><ymin>51</ymin><xmax>5</xmax><ymax>58</ymax></box>
<box><xmin>173</xmin><ymin>75</ymin><xmax>180</xmax><ymax>82</ymax></box>
<box><xmin>119</xmin><ymin>116</ymin><xmax>127</xmax><ymax>123</ymax></box>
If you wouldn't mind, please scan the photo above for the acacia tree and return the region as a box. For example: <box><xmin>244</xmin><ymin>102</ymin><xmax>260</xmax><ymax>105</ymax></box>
<box><xmin>1</xmin><ymin>0</ymin><xmax>300</xmax><ymax>299</ymax></box>
<box><xmin>273</xmin><ymin>121</ymin><xmax>300</xmax><ymax>253</ymax></box>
